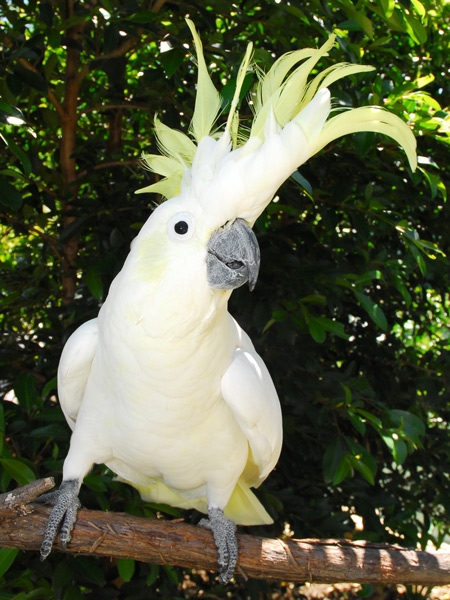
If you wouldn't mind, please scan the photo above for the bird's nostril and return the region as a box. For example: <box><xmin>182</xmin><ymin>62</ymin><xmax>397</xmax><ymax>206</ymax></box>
<box><xmin>226</xmin><ymin>260</ymin><xmax>244</xmax><ymax>270</ymax></box>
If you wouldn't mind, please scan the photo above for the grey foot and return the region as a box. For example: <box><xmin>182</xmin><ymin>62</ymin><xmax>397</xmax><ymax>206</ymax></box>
<box><xmin>199</xmin><ymin>507</ymin><xmax>238</xmax><ymax>584</ymax></box>
<box><xmin>36</xmin><ymin>479</ymin><xmax>81</xmax><ymax>560</ymax></box>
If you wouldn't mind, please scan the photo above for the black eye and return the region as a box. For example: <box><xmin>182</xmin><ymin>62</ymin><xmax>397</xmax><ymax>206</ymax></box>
<box><xmin>174</xmin><ymin>220</ymin><xmax>189</xmax><ymax>235</ymax></box>
<box><xmin>167</xmin><ymin>211</ymin><xmax>194</xmax><ymax>241</ymax></box>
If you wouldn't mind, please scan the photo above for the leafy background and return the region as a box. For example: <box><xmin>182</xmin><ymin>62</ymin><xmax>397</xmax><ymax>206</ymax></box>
<box><xmin>0</xmin><ymin>0</ymin><xmax>449</xmax><ymax>597</ymax></box>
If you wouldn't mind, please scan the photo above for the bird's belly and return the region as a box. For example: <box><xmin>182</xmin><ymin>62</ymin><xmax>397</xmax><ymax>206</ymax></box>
<box><xmin>97</xmin><ymin>373</ymin><xmax>248</xmax><ymax>492</ymax></box>
<box><xmin>75</xmin><ymin>315</ymin><xmax>248</xmax><ymax>494</ymax></box>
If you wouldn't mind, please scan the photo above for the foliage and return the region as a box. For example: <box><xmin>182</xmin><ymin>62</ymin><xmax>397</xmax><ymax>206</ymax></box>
<box><xmin>0</xmin><ymin>0</ymin><xmax>449</xmax><ymax>597</ymax></box>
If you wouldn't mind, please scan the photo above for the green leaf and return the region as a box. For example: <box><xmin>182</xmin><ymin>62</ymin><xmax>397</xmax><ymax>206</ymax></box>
<box><xmin>159</xmin><ymin>47</ymin><xmax>186</xmax><ymax>78</ymax></box>
<box><xmin>53</xmin><ymin>560</ymin><xmax>75</xmax><ymax>594</ymax></box>
<box><xmin>62</xmin><ymin>583</ymin><xmax>85</xmax><ymax>600</ymax></box>
<box><xmin>387</xmin><ymin>409</ymin><xmax>425</xmax><ymax>444</ymax></box>
<box><xmin>410</xmin><ymin>0</ymin><xmax>426</xmax><ymax>17</ymax></box>
<box><xmin>221</xmin><ymin>73</ymin><xmax>253</xmax><ymax>112</ymax></box>
<box><xmin>290</xmin><ymin>170</ymin><xmax>313</xmax><ymax>196</ymax></box>
<box><xmin>0</xmin><ymin>177</ymin><xmax>23</xmax><ymax>210</ymax></box>
<box><xmin>349</xmin><ymin>411</ymin><xmax>366</xmax><ymax>436</ymax></box>
<box><xmin>341</xmin><ymin>383</ymin><xmax>352</xmax><ymax>405</ymax></box>
<box><xmin>299</xmin><ymin>294</ymin><xmax>327</xmax><ymax>305</ymax></box>
<box><xmin>147</xmin><ymin>564</ymin><xmax>159</xmax><ymax>587</ymax></box>
<box><xmin>357</xmin><ymin>409</ymin><xmax>382</xmax><ymax>431</ymax></box>
<box><xmin>339</xmin><ymin>0</ymin><xmax>374</xmax><ymax>37</ymax></box>
<box><xmin>345</xmin><ymin>439</ymin><xmax>377</xmax><ymax>485</ymax></box>
<box><xmin>0</xmin><ymin>548</ymin><xmax>19</xmax><ymax>579</ymax></box>
<box><xmin>406</xmin><ymin>241</ymin><xmax>427</xmax><ymax>276</ymax></box>
<box><xmin>359</xmin><ymin>584</ymin><xmax>375</xmax><ymax>598</ymax></box>
<box><xmin>323</xmin><ymin>438</ymin><xmax>346</xmax><ymax>484</ymax></box>
<box><xmin>379</xmin><ymin>0</ymin><xmax>395</xmax><ymax>18</ymax></box>
<box><xmin>162</xmin><ymin>564</ymin><xmax>179</xmax><ymax>584</ymax></box>
<box><xmin>59</xmin><ymin>218</ymin><xmax>86</xmax><ymax>242</ymax></box>
<box><xmin>308</xmin><ymin>317</ymin><xmax>326</xmax><ymax>343</ymax></box>
<box><xmin>42</xmin><ymin>376</ymin><xmax>57</xmax><ymax>398</ymax></box>
<box><xmin>13</xmin><ymin>65</ymin><xmax>48</xmax><ymax>94</ymax></box>
<box><xmin>117</xmin><ymin>558</ymin><xmax>135</xmax><ymax>582</ymax></box>
<box><xmin>85</xmin><ymin>267</ymin><xmax>104</xmax><ymax>301</ymax></box>
<box><xmin>317</xmin><ymin>317</ymin><xmax>349</xmax><ymax>339</ymax></box>
<box><xmin>2</xmin><ymin>133</ymin><xmax>32</xmax><ymax>176</ymax></box>
<box><xmin>0</xmin><ymin>458</ymin><xmax>35</xmax><ymax>486</ymax></box>
<box><xmin>75</xmin><ymin>556</ymin><xmax>106</xmax><ymax>586</ymax></box>
<box><xmin>402</xmin><ymin>11</ymin><xmax>427</xmax><ymax>44</ymax></box>
<box><xmin>354</xmin><ymin>291</ymin><xmax>388</xmax><ymax>331</ymax></box>
<box><xmin>127</xmin><ymin>11</ymin><xmax>157</xmax><ymax>23</ymax></box>
<box><xmin>347</xmin><ymin>454</ymin><xmax>375</xmax><ymax>485</ymax></box>
<box><xmin>382</xmin><ymin>435</ymin><xmax>408</xmax><ymax>464</ymax></box>
<box><xmin>14</xmin><ymin>373</ymin><xmax>39</xmax><ymax>412</ymax></box>
<box><xmin>83</xmin><ymin>473</ymin><xmax>108</xmax><ymax>492</ymax></box>
<box><xmin>333</xmin><ymin>455</ymin><xmax>352</xmax><ymax>485</ymax></box>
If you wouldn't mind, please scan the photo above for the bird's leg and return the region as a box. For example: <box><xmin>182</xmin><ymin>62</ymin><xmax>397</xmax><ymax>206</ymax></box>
<box><xmin>36</xmin><ymin>479</ymin><xmax>81</xmax><ymax>560</ymax></box>
<box><xmin>199</xmin><ymin>507</ymin><xmax>238</xmax><ymax>584</ymax></box>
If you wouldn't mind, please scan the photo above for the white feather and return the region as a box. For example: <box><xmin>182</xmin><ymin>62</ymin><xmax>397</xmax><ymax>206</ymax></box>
<box><xmin>59</xmin><ymin>201</ymin><xmax>281</xmax><ymax>525</ymax></box>
<box><xmin>221</xmin><ymin>319</ymin><xmax>282</xmax><ymax>485</ymax></box>
<box><xmin>57</xmin><ymin>319</ymin><xmax>98</xmax><ymax>430</ymax></box>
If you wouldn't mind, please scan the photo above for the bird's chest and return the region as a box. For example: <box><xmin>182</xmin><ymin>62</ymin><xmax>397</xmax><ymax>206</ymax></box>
<box><xmin>88</xmin><ymin>311</ymin><xmax>239</xmax><ymax>459</ymax></box>
<box><xmin>84</xmin><ymin>293</ymin><xmax>243</xmax><ymax>480</ymax></box>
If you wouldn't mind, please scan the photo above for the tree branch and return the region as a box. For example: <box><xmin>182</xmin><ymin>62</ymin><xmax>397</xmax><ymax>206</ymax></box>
<box><xmin>0</xmin><ymin>478</ymin><xmax>54</xmax><ymax>518</ymax></box>
<box><xmin>92</xmin><ymin>35</ymin><xmax>140</xmax><ymax>63</ymax></box>
<box><xmin>1</xmin><ymin>480</ymin><xmax>450</xmax><ymax>585</ymax></box>
<box><xmin>75</xmin><ymin>159</ymin><xmax>140</xmax><ymax>182</ymax></box>
<box><xmin>15</xmin><ymin>57</ymin><xmax>66</xmax><ymax>120</ymax></box>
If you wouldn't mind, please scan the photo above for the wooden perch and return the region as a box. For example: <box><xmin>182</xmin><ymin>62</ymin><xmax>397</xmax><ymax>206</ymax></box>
<box><xmin>0</xmin><ymin>479</ymin><xmax>449</xmax><ymax>585</ymax></box>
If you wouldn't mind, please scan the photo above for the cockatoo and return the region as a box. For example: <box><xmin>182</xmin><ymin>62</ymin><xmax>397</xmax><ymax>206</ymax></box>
<box><xmin>39</xmin><ymin>21</ymin><xmax>416</xmax><ymax>583</ymax></box>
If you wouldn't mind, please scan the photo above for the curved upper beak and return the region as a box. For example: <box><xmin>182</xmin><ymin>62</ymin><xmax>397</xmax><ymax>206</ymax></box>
<box><xmin>207</xmin><ymin>218</ymin><xmax>260</xmax><ymax>291</ymax></box>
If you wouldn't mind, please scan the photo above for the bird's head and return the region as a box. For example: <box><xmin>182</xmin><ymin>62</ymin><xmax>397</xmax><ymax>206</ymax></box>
<box><xmin>131</xmin><ymin>187</ymin><xmax>260</xmax><ymax>295</ymax></box>
<box><xmin>135</xmin><ymin>19</ymin><xmax>417</xmax><ymax>295</ymax></box>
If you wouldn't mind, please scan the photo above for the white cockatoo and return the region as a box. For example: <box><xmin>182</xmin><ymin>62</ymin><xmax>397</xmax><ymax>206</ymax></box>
<box><xmin>39</xmin><ymin>21</ymin><xmax>416</xmax><ymax>583</ymax></box>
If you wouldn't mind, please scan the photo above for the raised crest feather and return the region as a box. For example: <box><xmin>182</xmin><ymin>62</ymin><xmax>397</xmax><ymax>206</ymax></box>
<box><xmin>186</xmin><ymin>19</ymin><xmax>223</xmax><ymax>144</ymax></box>
<box><xmin>137</xmin><ymin>21</ymin><xmax>416</xmax><ymax>200</ymax></box>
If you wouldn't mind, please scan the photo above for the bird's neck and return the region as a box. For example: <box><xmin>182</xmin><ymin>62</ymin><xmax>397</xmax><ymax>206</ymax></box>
<box><xmin>100</xmin><ymin>266</ymin><xmax>232</xmax><ymax>342</ymax></box>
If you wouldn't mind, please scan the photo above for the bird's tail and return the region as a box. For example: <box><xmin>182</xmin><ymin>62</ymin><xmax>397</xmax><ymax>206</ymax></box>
<box><xmin>224</xmin><ymin>479</ymin><xmax>273</xmax><ymax>526</ymax></box>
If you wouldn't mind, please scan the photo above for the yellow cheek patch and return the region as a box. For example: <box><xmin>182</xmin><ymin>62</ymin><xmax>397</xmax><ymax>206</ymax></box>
<box><xmin>134</xmin><ymin>236</ymin><xmax>169</xmax><ymax>284</ymax></box>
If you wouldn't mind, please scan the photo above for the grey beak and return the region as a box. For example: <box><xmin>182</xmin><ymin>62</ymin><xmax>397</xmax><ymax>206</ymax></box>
<box><xmin>207</xmin><ymin>218</ymin><xmax>260</xmax><ymax>291</ymax></box>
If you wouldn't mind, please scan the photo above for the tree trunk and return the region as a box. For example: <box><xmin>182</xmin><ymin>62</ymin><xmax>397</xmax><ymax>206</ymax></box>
<box><xmin>1</xmin><ymin>480</ymin><xmax>449</xmax><ymax>585</ymax></box>
<box><xmin>59</xmin><ymin>3</ymin><xmax>86</xmax><ymax>306</ymax></box>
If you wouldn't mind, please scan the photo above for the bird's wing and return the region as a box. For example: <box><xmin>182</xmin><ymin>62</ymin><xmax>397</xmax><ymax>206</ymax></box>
<box><xmin>57</xmin><ymin>318</ymin><xmax>99</xmax><ymax>431</ymax></box>
<box><xmin>221</xmin><ymin>318</ymin><xmax>282</xmax><ymax>487</ymax></box>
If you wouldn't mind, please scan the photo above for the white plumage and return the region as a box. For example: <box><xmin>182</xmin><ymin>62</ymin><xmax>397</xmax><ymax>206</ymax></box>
<box><xmin>40</xmin><ymin>21</ymin><xmax>416</xmax><ymax>583</ymax></box>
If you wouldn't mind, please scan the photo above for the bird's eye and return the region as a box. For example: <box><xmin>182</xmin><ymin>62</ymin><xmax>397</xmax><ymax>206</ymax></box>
<box><xmin>174</xmin><ymin>220</ymin><xmax>189</xmax><ymax>235</ymax></box>
<box><xmin>167</xmin><ymin>211</ymin><xmax>195</xmax><ymax>242</ymax></box>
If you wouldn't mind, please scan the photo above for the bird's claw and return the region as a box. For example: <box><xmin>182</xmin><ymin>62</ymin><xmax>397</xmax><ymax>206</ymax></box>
<box><xmin>36</xmin><ymin>479</ymin><xmax>81</xmax><ymax>560</ymax></box>
<box><xmin>199</xmin><ymin>507</ymin><xmax>238</xmax><ymax>584</ymax></box>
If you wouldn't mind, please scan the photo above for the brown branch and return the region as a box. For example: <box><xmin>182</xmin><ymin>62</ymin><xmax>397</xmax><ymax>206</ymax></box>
<box><xmin>150</xmin><ymin>0</ymin><xmax>168</xmax><ymax>12</ymax></box>
<box><xmin>95</xmin><ymin>35</ymin><xmax>140</xmax><ymax>62</ymax></box>
<box><xmin>0</xmin><ymin>478</ymin><xmax>55</xmax><ymax>518</ymax></box>
<box><xmin>15</xmin><ymin>57</ymin><xmax>66</xmax><ymax>120</ymax></box>
<box><xmin>1</xmin><ymin>480</ymin><xmax>450</xmax><ymax>585</ymax></box>
<box><xmin>75</xmin><ymin>159</ymin><xmax>140</xmax><ymax>182</ymax></box>
<box><xmin>82</xmin><ymin>102</ymin><xmax>152</xmax><ymax>113</ymax></box>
